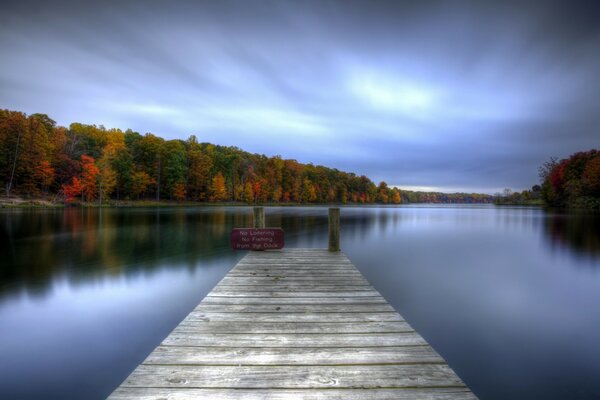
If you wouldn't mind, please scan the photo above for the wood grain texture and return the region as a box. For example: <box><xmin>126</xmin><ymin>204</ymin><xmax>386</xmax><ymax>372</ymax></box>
<box><xmin>173</xmin><ymin>321</ymin><xmax>413</xmax><ymax>334</ymax></box>
<box><xmin>109</xmin><ymin>387</ymin><xmax>478</xmax><ymax>400</ymax></box>
<box><xmin>144</xmin><ymin>345</ymin><xmax>443</xmax><ymax>365</ymax></box>
<box><xmin>207</xmin><ymin>290</ymin><xmax>382</xmax><ymax>297</ymax></box>
<box><xmin>199</xmin><ymin>296</ymin><xmax>388</xmax><ymax>305</ymax></box>
<box><xmin>108</xmin><ymin>249</ymin><xmax>476</xmax><ymax>399</ymax></box>
<box><xmin>193</xmin><ymin>304</ymin><xmax>395</xmax><ymax>313</ymax></box>
<box><xmin>183</xmin><ymin>311</ymin><xmax>403</xmax><ymax>323</ymax></box>
<box><xmin>121</xmin><ymin>364</ymin><xmax>464</xmax><ymax>388</ymax></box>
<box><xmin>161</xmin><ymin>332</ymin><xmax>427</xmax><ymax>347</ymax></box>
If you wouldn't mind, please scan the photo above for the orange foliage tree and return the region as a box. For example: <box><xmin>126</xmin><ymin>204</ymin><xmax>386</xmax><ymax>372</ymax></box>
<box><xmin>63</xmin><ymin>176</ymin><xmax>83</xmax><ymax>203</ymax></box>
<box><xmin>81</xmin><ymin>155</ymin><xmax>99</xmax><ymax>202</ymax></box>
<box><xmin>172</xmin><ymin>182</ymin><xmax>187</xmax><ymax>201</ymax></box>
<box><xmin>210</xmin><ymin>172</ymin><xmax>228</xmax><ymax>201</ymax></box>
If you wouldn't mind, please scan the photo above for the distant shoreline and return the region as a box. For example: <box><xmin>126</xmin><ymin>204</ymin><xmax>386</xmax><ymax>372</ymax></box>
<box><xmin>0</xmin><ymin>196</ymin><xmax>527</xmax><ymax>209</ymax></box>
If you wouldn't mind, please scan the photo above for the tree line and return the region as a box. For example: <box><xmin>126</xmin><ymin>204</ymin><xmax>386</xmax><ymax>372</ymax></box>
<box><xmin>0</xmin><ymin>109</ymin><xmax>494</xmax><ymax>205</ymax></box>
<box><xmin>539</xmin><ymin>149</ymin><xmax>600</xmax><ymax>210</ymax></box>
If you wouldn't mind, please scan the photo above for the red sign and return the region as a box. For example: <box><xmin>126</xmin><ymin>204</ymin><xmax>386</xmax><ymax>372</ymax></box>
<box><xmin>230</xmin><ymin>228</ymin><xmax>285</xmax><ymax>250</ymax></box>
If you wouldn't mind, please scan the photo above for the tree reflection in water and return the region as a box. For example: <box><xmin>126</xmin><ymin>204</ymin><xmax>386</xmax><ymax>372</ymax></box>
<box><xmin>544</xmin><ymin>212</ymin><xmax>600</xmax><ymax>260</ymax></box>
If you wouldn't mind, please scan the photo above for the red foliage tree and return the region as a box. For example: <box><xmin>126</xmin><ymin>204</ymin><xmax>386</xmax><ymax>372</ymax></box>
<box><xmin>80</xmin><ymin>155</ymin><xmax>99</xmax><ymax>201</ymax></box>
<box><xmin>63</xmin><ymin>176</ymin><xmax>83</xmax><ymax>203</ymax></box>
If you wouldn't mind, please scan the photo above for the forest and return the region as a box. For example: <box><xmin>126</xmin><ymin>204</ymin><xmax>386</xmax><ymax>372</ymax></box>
<box><xmin>539</xmin><ymin>149</ymin><xmax>600</xmax><ymax>210</ymax></box>
<box><xmin>0</xmin><ymin>109</ymin><xmax>494</xmax><ymax>205</ymax></box>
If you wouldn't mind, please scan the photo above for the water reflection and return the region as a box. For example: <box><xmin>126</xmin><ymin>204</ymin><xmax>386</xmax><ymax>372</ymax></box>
<box><xmin>2</xmin><ymin>206</ymin><xmax>598</xmax><ymax>299</ymax></box>
<box><xmin>0</xmin><ymin>208</ymin><xmax>250</xmax><ymax>297</ymax></box>
<box><xmin>544</xmin><ymin>212</ymin><xmax>600</xmax><ymax>260</ymax></box>
<box><xmin>1</xmin><ymin>206</ymin><xmax>600</xmax><ymax>400</ymax></box>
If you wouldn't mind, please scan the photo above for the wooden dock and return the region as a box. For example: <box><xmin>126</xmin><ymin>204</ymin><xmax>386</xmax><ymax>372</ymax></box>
<box><xmin>109</xmin><ymin>248</ymin><xmax>476</xmax><ymax>399</ymax></box>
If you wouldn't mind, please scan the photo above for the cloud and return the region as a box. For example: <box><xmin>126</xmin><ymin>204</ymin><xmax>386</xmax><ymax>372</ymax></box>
<box><xmin>1</xmin><ymin>0</ymin><xmax>599</xmax><ymax>193</ymax></box>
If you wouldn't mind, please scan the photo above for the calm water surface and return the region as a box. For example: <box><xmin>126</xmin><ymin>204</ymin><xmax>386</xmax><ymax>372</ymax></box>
<box><xmin>1</xmin><ymin>205</ymin><xmax>599</xmax><ymax>399</ymax></box>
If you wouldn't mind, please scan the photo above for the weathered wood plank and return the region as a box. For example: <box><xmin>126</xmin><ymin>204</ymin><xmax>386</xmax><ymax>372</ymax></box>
<box><xmin>212</xmin><ymin>285</ymin><xmax>377</xmax><ymax>292</ymax></box>
<box><xmin>143</xmin><ymin>345</ymin><xmax>441</xmax><ymax>365</ymax></box>
<box><xmin>184</xmin><ymin>312</ymin><xmax>403</xmax><ymax>323</ymax></box>
<box><xmin>120</xmin><ymin>364</ymin><xmax>465</xmax><ymax>388</ymax></box>
<box><xmin>207</xmin><ymin>290</ymin><xmax>382</xmax><ymax>297</ymax></box>
<box><xmin>109</xmin><ymin>387</ymin><xmax>478</xmax><ymax>400</ymax></box>
<box><xmin>173</xmin><ymin>321</ymin><xmax>413</xmax><ymax>334</ymax></box>
<box><xmin>236</xmin><ymin>261</ymin><xmax>354</xmax><ymax>266</ymax></box>
<box><xmin>193</xmin><ymin>304</ymin><xmax>395</xmax><ymax>313</ymax></box>
<box><xmin>161</xmin><ymin>332</ymin><xmax>427</xmax><ymax>347</ymax></box>
<box><xmin>232</xmin><ymin>263</ymin><xmax>357</xmax><ymax>272</ymax></box>
<box><xmin>229</xmin><ymin>270</ymin><xmax>359</xmax><ymax>276</ymax></box>
<box><xmin>199</xmin><ymin>296</ymin><xmax>387</xmax><ymax>305</ymax></box>
<box><xmin>219</xmin><ymin>277</ymin><xmax>370</xmax><ymax>285</ymax></box>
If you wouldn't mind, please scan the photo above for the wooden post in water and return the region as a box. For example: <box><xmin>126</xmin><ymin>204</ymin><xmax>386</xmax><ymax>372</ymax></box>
<box><xmin>253</xmin><ymin>206</ymin><xmax>265</xmax><ymax>229</ymax></box>
<box><xmin>328</xmin><ymin>207</ymin><xmax>340</xmax><ymax>252</ymax></box>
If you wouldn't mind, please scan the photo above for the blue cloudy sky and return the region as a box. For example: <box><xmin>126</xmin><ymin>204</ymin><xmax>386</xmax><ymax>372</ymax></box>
<box><xmin>1</xmin><ymin>0</ymin><xmax>599</xmax><ymax>193</ymax></box>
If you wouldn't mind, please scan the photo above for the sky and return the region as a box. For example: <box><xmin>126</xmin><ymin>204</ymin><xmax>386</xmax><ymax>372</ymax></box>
<box><xmin>1</xmin><ymin>0</ymin><xmax>599</xmax><ymax>194</ymax></box>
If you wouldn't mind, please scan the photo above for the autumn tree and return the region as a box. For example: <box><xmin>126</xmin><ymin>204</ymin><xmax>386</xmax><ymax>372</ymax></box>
<box><xmin>243</xmin><ymin>181</ymin><xmax>254</xmax><ymax>203</ymax></box>
<box><xmin>172</xmin><ymin>182</ymin><xmax>187</xmax><ymax>201</ymax></box>
<box><xmin>301</xmin><ymin>178</ymin><xmax>317</xmax><ymax>202</ymax></box>
<box><xmin>377</xmin><ymin>181</ymin><xmax>390</xmax><ymax>203</ymax></box>
<box><xmin>391</xmin><ymin>188</ymin><xmax>402</xmax><ymax>204</ymax></box>
<box><xmin>35</xmin><ymin>161</ymin><xmax>55</xmax><ymax>193</ymax></box>
<box><xmin>97</xmin><ymin>133</ymin><xmax>124</xmax><ymax>203</ymax></box>
<box><xmin>130</xmin><ymin>171</ymin><xmax>154</xmax><ymax>199</ymax></box>
<box><xmin>211</xmin><ymin>171</ymin><xmax>228</xmax><ymax>201</ymax></box>
<box><xmin>540</xmin><ymin>150</ymin><xmax>600</xmax><ymax>208</ymax></box>
<box><xmin>187</xmin><ymin>137</ymin><xmax>213</xmax><ymax>200</ymax></box>
<box><xmin>63</xmin><ymin>176</ymin><xmax>83</xmax><ymax>203</ymax></box>
<box><xmin>582</xmin><ymin>155</ymin><xmax>600</xmax><ymax>197</ymax></box>
<box><xmin>0</xmin><ymin>110</ymin><xmax>27</xmax><ymax>195</ymax></box>
<box><xmin>162</xmin><ymin>140</ymin><xmax>187</xmax><ymax>199</ymax></box>
<box><xmin>136</xmin><ymin>133</ymin><xmax>164</xmax><ymax>200</ymax></box>
<box><xmin>18</xmin><ymin>114</ymin><xmax>55</xmax><ymax>195</ymax></box>
<box><xmin>81</xmin><ymin>155</ymin><xmax>99</xmax><ymax>201</ymax></box>
<box><xmin>112</xmin><ymin>145</ymin><xmax>134</xmax><ymax>200</ymax></box>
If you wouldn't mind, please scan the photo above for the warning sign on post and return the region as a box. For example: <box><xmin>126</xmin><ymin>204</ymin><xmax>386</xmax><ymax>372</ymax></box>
<box><xmin>230</xmin><ymin>228</ymin><xmax>285</xmax><ymax>250</ymax></box>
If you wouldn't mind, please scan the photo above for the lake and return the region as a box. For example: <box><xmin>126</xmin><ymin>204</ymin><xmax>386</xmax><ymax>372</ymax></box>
<box><xmin>1</xmin><ymin>205</ymin><xmax>599</xmax><ymax>399</ymax></box>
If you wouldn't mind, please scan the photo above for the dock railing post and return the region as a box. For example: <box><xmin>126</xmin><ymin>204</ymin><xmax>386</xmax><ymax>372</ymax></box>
<box><xmin>253</xmin><ymin>206</ymin><xmax>265</xmax><ymax>228</ymax></box>
<box><xmin>328</xmin><ymin>207</ymin><xmax>340</xmax><ymax>252</ymax></box>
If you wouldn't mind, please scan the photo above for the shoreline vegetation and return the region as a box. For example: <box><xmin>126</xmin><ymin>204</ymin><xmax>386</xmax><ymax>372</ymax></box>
<box><xmin>0</xmin><ymin>196</ymin><xmax>498</xmax><ymax>209</ymax></box>
<box><xmin>538</xmin><ymin>150</ymin><xmax>600</xmax><ymax>211</ymax></box>
<box><xmin>493</xmin><ymin>149</ymin><xmax>600</xmax><ymax>211</ymax></box>
<box><xmin>1</xmin><ymin>109</ymin><xmax>495</xmax><ymax>208</ymax></box>
<box><xmin>1</xmin><ymin>109</ymin><xmax>597</xmax><ymax>210</ymax></box>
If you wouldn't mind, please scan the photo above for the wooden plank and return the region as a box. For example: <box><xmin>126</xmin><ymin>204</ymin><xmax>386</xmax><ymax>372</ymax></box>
<box><xmin>172</xmin><ymin>321</ymin><xmax>413</xmax><ymax>334</ymax></box>
<box><xmin>236</xmin><ymin>261</ymin><xmax>354</xmax><ymax>265</ymax></box>
<box><xmin>120</xmin><ymin>364</ymin><xmax>465</xmax><ymax>388</ymax></box>
<box><xmin>183</xmin><ymin>312</ymin><xmax>403</xmax><ymax>323</ymax></box>
<box><xmin>144</xmin><ymin>345</ymin><xmax>443</xmax><ymax>365</ymax></box>
<box><xmin>199</xmin><ymin>296</ymin><xmax>388</xmax><ymax>305</ymax></box>
<box><xmin>221</xmin><ymin>275</ymin><xmax>369</xmax><ymax>282</ymax></box>
<box><xmin>229</xmin><ymin>270</ymin><xmax>358</xmax><ymax>275</ymax></box>
<box><xmin>109</xmin><ymin>387</ymin><xmax>478</xmax><ymax>400</ymax></box>
<box><xmin>212</xmin><ymin>285</ymin><xmax>377</xmax><ymax>291</ymax></box>
<box><xmin>161</xmin><ymin>332</ymin><xmax>427</xmax><ymax>347</ymax></box>
<box><xmin>193</xmin><ymin>304</ymin><xmax>396</xmax><ymax>313</ymax></box>
<box><xmin>228</xmin><ymin>272</ymin><xmax>362</xmax><ymax>277</ymax></box>
<box><xmin>218</xmin><ymin>279</ymin><xmax>371</xmax><ymax>286</ymax></box>
<box><xmin>207</xmin><ymin>290</ymin><xmax>382</xmax><ymax>297</ymax></box>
